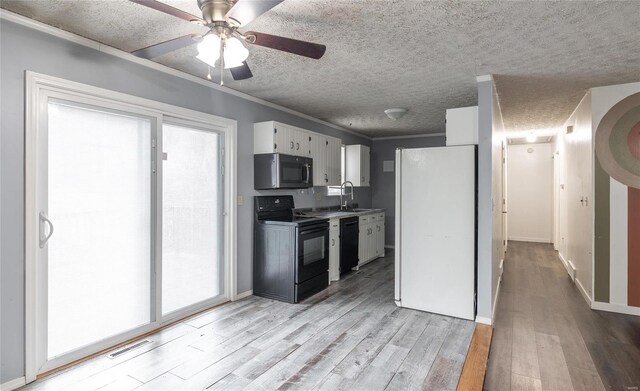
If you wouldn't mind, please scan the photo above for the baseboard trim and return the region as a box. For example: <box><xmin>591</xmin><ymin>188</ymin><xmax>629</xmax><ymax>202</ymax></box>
<box><xmin>491</xmin><ymin>274</ymin><xmax>502</xmax><ymax>324</ymax></box>
<box><xmin>508</xmin><ymin>237</ymin><xmax>551</xmax><ymax>243</ymax></box>
<box><xmin>1</xmin><ymin>377</ymin><xmax>26</xmax><ymax>391</ymax></box>
<box><xmin>575</xmin><ymin>278</ymin><xmax>592</xmax><ymax>307</ymax></box>
<box><xmin>558</xmin><ymin>253</ymin><xmax>574</xmax><ymax>280</ymax></box>
<box><xmin>234</xmin><ymin>290</ymin><xmax>253</xmax><ymax>300</ymax></box>
<box><xmin>592</xmin><ymin>301</ymin><xmax>640</xmax><ymax>316</ymax></box>
<box><xmin>475</xmin><ymin>316</ymin><xmax>492</xmax><ymax>325</ymax></box>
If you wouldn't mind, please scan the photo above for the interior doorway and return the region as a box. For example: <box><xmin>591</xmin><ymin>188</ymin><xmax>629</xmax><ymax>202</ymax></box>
<box><xmin>506</xmin><ymin>142</ymin><xmax>554</xmax><ymax>243</ymax></box>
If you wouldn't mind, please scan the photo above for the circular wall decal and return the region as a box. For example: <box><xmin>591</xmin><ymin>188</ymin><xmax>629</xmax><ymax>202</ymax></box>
<box><xmin>595</xmin><ymin>92</ymin><xmax>640</xmax><ymax>189</ymax></box>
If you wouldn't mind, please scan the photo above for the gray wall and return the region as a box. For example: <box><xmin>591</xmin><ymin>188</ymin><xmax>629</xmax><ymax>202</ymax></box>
<box><xmin>0</xmin><ymin>20</ymin><xmax>370</xmax><ymax>382</ymax></box>
<box><xmin>370</xmin><ymin>136</ymin><xmax>446</xmax><ymax>246</ymax></box>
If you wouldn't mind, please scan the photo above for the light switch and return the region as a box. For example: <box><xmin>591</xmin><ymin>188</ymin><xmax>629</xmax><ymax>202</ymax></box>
<box><xmin>237</xmin><ymin>195</ymin><xmax>244</xmax><ymax>206</ymax></box>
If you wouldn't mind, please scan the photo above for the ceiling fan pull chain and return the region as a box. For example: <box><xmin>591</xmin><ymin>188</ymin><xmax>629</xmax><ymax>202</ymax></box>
<box><xmin>219</xmin><ymin>36</ymin><xmax>225</xmax><ymax>86</ymax></box>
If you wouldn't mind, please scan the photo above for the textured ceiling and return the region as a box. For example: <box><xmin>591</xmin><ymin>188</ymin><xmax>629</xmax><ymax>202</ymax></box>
<box><xmin>2</xmin><ymin>0</ymin><xmax>639</xmax><ymax>137</ymax></box>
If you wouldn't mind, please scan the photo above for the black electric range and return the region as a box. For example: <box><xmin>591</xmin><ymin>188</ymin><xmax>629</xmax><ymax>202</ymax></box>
<box><xmin>253</xmin><ymin>196</ymin><xmax>330</xmax><ymax>303</ymax></box>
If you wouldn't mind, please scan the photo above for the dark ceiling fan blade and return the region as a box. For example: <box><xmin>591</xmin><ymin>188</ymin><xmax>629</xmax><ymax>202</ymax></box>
<box><xmin>131</xmin><ymin>34</ymin><xmax>200</xmax><ymax>59</ymax></box>
<box><xmin>244</xmin><ymin>31</ymin><xmax>326</xmax><ymax>59</ymax></box>
<box><xmin>129</xmin><ymin>0</ymin><xmax>207</xmax><ymax>25</ymax></box>
<box><xmin>230</xmin><ymin>61</ymin><xmax>253</xmax><ymax>80</ymax></box>
<box><xmin>225</xmin><ymin>0</ymin><xmax>283</xmax><ymax>27</ymax></box>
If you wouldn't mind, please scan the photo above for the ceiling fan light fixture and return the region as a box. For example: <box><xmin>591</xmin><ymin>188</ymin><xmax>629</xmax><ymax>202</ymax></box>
<box><xmin>384</xmin><ymin>108</ymin><xmax>408</xmax><ymax>120</ymax></box>
<box><xmin>196</xmin><ymin>35</ymin><xmax>249</xmax><ymax>69</ymax></box>
<box><xmin>224</xmin><ymin>37</ymin><xmax>249</xmax><ymax>67</ymax></box>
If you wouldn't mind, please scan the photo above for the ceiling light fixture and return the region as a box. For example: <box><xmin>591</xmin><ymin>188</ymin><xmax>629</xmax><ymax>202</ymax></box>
<box><xmin>196</xmin><ymin>35</ymin><xmax>249</xmax><ymax>69</ymax></box>
<box><xmin>526</xmin><ymin>132</ymin><xmax>537</xmax><ymax>143</ymax></box>
<box><xmin>384</xmin><ymin>108</ymin><xmax>408</xmax><ymax>120</ymax></box>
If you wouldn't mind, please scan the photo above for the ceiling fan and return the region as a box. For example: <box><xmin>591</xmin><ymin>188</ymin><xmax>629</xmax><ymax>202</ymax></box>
<box><xmin>129</xmin><ymin>0</ymin><xmax>326</xmax><ymax>84</ymax></box>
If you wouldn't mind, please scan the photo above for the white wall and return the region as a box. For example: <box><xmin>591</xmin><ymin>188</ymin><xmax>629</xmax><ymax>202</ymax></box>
<box><xmin>507</xmin><ymin>143</ymin><xmax>553</xmax><ymax>243</ymax></box>
<box><xmin>476</xmin><ymin>76</ymin><xmax>505</xmax><ymax>324</ymax></box>
<box><xmin>554</xmin><ymin>91</ymin><xmax>593</xmax><ymax>300</ymax></box>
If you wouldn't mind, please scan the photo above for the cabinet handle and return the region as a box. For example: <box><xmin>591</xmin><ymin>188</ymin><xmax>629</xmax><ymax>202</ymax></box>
<box><xmin>274</xmin><ymin>144</ymin><xmax>277</xmax><ymax>150</ymax></box>
<box><xmin>290</xmin><ymin>141</ymin><xmax>294</xmax><ymax>149</ymax></box>
<box><xmin>377</xmin><ymin>226</ymin><xmax>381</xmax><ymax>232</ymax></box>
<box><xmin>296</xmin><ymin>142</ymin><xmax>300</xmax><ymax>150</ymax></box>
<box><xmin>331</xmin><ymin>239</ymin><xmax>335</xmax><ymax>246</ymax></box>
<box><xmin>362</xmin><ymin>176</ymin><xmax>365</xmax><ymax>182</ymax></box>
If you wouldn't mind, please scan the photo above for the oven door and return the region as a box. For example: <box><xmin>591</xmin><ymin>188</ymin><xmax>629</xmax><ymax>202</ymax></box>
<box><xmin>296</xmin><ymin>223</ymin><xmax>329</xmax><ymax>283</ymax></box>
<box><xmin>278</xmin><ymin>155</ymin><xmax>312</xmax><ymax>188</ymax></box>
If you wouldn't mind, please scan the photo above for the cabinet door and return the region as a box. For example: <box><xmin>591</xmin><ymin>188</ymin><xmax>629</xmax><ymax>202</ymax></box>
<box><xmin>329</xmin><ymin>225</ymin><xmax>340</xmax><ymax>282</ymax></box>
<box><xmin>327</xmin><ymin>137</ymin><xmax>342</xmax><ymax>186</ymax></box>
<box><xmin>361</xmin><ymin>146</ymin><xmax>371</xmax><ymax>186</ymax></box>
<box><xmin>370</xmin><ymin>222</ymin><xmax>376</xmax><ymax>260</ymax></box>
<box><xmin>310</xmin><ymin>134</ymin><xmax>327</xmax><ymax>186</ymax></box>
<box><xmin>292</xmin><ymin>129</ymin><xmax>307</xmax><ymax>157</ymax></box>
<box><xmin>273</xmin><ymin>123</ymin><xmax>288</xmax><ymax>154</ymax></box>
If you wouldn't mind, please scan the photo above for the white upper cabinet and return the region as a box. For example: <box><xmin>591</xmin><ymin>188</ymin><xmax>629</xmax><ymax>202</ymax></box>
<box><xmin>254</xmin><ymin>121</ymin><xmax>311</xmax><ymax>157</ymax></box>
<box><xmin>445</xmin><ymin>106</ymin><xmax>478</xmax><ymax>146</ymax></box>
<box><xmin>345</xmin><ymin>144</ymin><xmax>370</xmax><ymax>187</ymax></box>
<box><xmin>254</xmin><ymin>121</ymin><xmax>341</xmax><ymax>186</ymax></box>
<box><xmin>327</xmin><ymin>137</ymin><xmax>342</xmax><ymax>185</ymax></box>
<box><xmin>309</xmin><ymin>133</ymin><xmax>342</xmax><ymax>187</ymax></box>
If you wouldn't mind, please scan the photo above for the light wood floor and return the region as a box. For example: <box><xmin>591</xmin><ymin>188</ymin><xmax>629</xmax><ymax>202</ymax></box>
<box><xmin>484</xmin><ymin>241</ymin><xmax>640</xmax><ymax>391</ymax></box>
<box><xmin>24</xmin><ymin>251</ymin><xmax>475</xmax><ymax>391</ymax></box>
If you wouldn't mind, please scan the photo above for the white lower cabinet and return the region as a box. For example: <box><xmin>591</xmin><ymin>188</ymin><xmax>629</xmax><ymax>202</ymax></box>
<box><xmin>358</xmin><ymin>212</ymin><xmax>385</xmax><ymax>267</ymax></box>
<box><xmin>329</xmin><ymin>219</ymin><xmax>341</xmax><ymax>283</ymax></box>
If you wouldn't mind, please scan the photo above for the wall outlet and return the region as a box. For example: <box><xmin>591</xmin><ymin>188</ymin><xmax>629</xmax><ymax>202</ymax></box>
<box><xmin>237</xmin><ymin>195</ymin><xmax>244</xmax><ymax>206</ymax></box>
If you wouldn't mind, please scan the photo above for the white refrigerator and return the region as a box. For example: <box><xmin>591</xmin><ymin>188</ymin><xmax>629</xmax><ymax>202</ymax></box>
<box><xmin>394</xmin><ymin>145</ymin><xmax>476</xmax><ymax>320</ymax></box>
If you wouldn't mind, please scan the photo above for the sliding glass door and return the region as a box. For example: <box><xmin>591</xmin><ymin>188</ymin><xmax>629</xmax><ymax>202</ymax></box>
<box><xmin>161</xmin><ymin>122</ymin><xmax>224</xmax><ymax>315</ymax></box>
<box><xmin>46</xmin><ymin>99</ymin><xmax>154</xmax><ymax>359</ymax></box>
<box><xmin>32</xmin><ymin>89</ymin><xmax>229</xmax><ymax>374</ymax></box>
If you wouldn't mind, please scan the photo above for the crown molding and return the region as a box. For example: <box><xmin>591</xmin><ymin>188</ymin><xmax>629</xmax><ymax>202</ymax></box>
<box><xmin>0</xmin><ymin>9</ymin><xmax>371</xmax><ymax>141</ymax></box>
<box><xmin>372</xmin><ymin>132</ymin><xmax>445</xmax><ymax>141</ymax></box>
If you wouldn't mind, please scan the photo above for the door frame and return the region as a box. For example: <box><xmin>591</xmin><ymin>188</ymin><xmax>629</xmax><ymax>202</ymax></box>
<box><xmin>25</xmin><ymin>72</ymin><xmax>238</xmax><ymax>381</ymax></box>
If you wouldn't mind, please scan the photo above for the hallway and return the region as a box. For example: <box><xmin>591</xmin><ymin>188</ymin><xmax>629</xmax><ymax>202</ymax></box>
<box><xmin>485</xmin><ymin>241</ymin><xmax>640</xmax><ymax>391</ymax></box>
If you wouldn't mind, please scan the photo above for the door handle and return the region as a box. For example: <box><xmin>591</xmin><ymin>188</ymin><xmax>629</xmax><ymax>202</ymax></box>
<box><xmin>39</xmin><ymin>212</ymin><xmax>54</xmax><ymax>248</ymax></box>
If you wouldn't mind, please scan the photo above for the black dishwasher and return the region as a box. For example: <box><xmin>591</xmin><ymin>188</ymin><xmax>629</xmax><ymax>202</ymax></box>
<box><xmin>340</xmin><ymin>216</ymin><xmax>359</xmax><ymax>274</ymax></box>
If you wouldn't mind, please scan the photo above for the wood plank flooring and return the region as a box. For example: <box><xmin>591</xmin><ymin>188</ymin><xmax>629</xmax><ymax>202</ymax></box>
<box><xmin>484</xmin><ymin>241</ymin><xmax>640</xmax><ymax>391</ymax></box>
<box><xmin>23</xmin><ymin>251</ymin><xmax>474</xmax><ymax>391</ymax></box>
<box><xmin>457</xmin><ymin>324</ymin><xmax>492</xmax><ymax>391</ymax></box>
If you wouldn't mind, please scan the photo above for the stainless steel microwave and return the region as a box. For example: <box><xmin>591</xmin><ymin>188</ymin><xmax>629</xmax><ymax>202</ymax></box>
<box><xmin>254</xmin><ymin>153</ymin><xmax>313</xmax><ymax>190</ymax></box>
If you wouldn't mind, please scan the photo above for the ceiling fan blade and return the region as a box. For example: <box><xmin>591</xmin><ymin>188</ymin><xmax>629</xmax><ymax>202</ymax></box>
<box><xmin>230</xmin><ymin>61</ymin><xmax>253</xmax><ymax>80</ymax></box>
<box><xmin>131</xmin><ymin>34</ymin><xmax>200</xmax><ymax>59</ymax></box>
<box><xmin>129</xmin><ymin>0</ymin><xmax>207</xmax><ymax>25</ymax></box>
<box><xmin>244</xmin><ymin>31</ymin><xmax>326</xmax><ymax>59</ymax></box>
<box><xmin>225</xmin><ymin>0</ymin><xmax>283</xmax><ymax>27</ymax></box>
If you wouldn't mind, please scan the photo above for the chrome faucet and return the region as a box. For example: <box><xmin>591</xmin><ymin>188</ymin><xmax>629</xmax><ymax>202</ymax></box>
<box><xmin>339</xmin><ymin>181</ymin><xmax>354</xmax><ymax>210</ymax></box>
